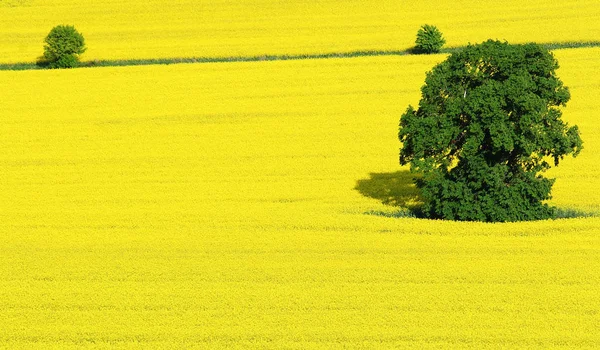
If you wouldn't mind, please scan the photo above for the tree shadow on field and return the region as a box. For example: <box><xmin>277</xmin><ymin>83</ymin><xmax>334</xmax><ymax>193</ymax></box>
<box><xmin>356</xmin><ymin>171</ymin><xmax>599</xmax><ymax>220</ymax></box>
<box><xmin>355</xmin><ymin>170</ymin><xmax>424</xmax><ymax>218</ymax></box>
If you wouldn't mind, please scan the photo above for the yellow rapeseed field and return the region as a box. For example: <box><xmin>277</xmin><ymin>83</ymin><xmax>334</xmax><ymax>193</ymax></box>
<box><xmin>1</xmin><ymin>47</ymin><xmax>599</xmax><ymax>348</ymax></box>
<box><xmin>1</xmin><ymin>0</ymin><xmax>600</xmax><ymax>63</ymax></box>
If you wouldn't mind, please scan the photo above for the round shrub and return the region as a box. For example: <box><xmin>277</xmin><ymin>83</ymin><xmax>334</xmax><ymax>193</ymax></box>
<box><xmin>43</xmin><ymin>25</ymin><xmax>86</xmax><ymax>68</ymax></box>
<box><xmin>414</xmin><ymin>24</ymin><xmax>445</xmax><ymax>54</ymax></box>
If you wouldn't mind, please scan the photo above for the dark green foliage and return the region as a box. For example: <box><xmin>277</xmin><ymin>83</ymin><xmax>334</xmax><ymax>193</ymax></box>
<box><xmin>414</xmin><ymin>25</ymin><xmax>445</xmax><ymax>54</ymax></box>
<box><xmin>48</xmin><ymin>54</ymin><xmax>79</xmax><ymax>69</ymax></box>
<box><xmin>399</xmin><ymin>40</ymin><xmax>583</xmax><ymax>222</ymax></box>
<box><xmin>42</xmin><ymin>25</ymin><xmax>86</xmax><ymax>68</ymax></box>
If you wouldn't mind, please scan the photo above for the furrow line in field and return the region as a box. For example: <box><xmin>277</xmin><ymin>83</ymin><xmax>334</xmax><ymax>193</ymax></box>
<box><xmin>1</xmin><ymin>41</ymin><xmax>599</xmax><ymax>71</ymax></box>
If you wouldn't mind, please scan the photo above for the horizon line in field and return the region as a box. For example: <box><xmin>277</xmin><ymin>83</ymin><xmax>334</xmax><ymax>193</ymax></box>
<box><xmin>1</xmin><ymin>41</ymin><xmax>599</xmax><ymax>71</ymax></box>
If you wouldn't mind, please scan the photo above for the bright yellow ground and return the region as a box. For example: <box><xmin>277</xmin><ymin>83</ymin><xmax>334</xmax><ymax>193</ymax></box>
<box><xmin>1</xmin><ymin>0</ymin><xmax>600</xmax><ymax>63</ymax></box>
<box><xmin>1</xmin><ymin>48</ymin><xmax>599</xmax><ymax>348</ymax></box>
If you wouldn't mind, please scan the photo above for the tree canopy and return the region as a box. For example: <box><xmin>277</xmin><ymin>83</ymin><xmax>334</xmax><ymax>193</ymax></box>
<box><xmin>399</xmin><ymin>40</ymin><xmax>582</xmax><ymax>222</ymax></box>
<box><xmin>414</xmin><ymin>24</ymin><xmax>445</xmax><ymax>54</ymax></box>
<box><xmin>42</xmin><ymin>25</ymin><xmax>86</xmax><ymax>68</ymax></box>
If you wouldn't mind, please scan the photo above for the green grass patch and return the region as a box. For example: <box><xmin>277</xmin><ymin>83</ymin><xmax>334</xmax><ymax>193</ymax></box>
<box><xmin>554</xmin><ymin>207</ymin><xmax>598</xmax><ymax>219</ymax></box>
<box><xmin>1</xmin><ymin>41</ymin><xmax>599</xmax><ymax>71</ymax></box>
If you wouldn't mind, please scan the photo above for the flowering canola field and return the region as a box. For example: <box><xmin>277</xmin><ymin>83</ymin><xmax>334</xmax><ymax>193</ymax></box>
<box><xmin>1</xmin><ymin>0</ymin><xmax>600</xmax><ymax>63</ymax></box>
<box><xmin>1</xmin><ymin>47</ymin><xmax>600</xmax><ymax>348</ymax></box>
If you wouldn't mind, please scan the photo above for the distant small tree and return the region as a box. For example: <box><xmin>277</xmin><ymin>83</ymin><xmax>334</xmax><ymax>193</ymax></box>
<box><xmin>414</xmin><ymin>25</ymin><xmax>445</xmax><ymax>54</ymax></box>
<box><xmin>42</xmin><ymin>25</ymin><xmax>86</xmax><ymax>68</ymax></box>
<box><xmin>399</xmin><ymin>40</ymin><xmax>582</xmax><ymax>222</ymax></box>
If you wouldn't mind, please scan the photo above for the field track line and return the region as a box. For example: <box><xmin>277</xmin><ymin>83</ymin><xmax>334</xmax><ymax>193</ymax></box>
<box><xmin>1</xmin><ymin>41</ymin><xmax>599</xmax><ymax>71</ymax></box>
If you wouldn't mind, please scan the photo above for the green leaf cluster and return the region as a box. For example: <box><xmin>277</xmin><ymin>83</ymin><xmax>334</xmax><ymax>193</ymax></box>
<box><xmin>414</xmin><ymin>24</ymin><xmax>445</xmax><ymax>54</ymax></box>
<box><xmin>42</xmin><ymin>25</ymin><xmax>86</xmax><ymax>69</ymax></box>
<box><xmin>399</xmin><ymin>40</ymin><xmax>582</xmax><ymax>222</ymax></box>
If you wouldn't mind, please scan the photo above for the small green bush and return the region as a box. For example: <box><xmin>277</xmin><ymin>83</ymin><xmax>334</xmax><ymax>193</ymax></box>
<box><xmin>42</xmin><ymin>25</ymin><xmax>86</xmax><ymax>68</ymax></box>
<box><xmin>414</xmin><ymin>24</ymin><xmax>445</xmax><ymax>54</ymax></box>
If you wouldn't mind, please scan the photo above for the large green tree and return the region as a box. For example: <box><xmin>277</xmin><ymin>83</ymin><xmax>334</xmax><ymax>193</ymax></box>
<box><xmin>399</xmin><ymin>40</ymin><xmax>582</xmax><ymax>222</ymax></box>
